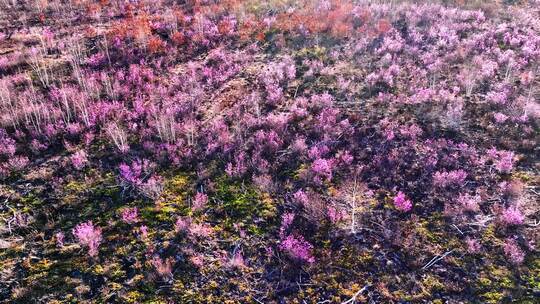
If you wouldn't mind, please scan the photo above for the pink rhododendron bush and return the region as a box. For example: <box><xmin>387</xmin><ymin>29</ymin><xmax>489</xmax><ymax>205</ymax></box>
<box><xmin>0</xmin><ymin>0</ymin><xmax>538</xmax><ymax>302</ymax></box>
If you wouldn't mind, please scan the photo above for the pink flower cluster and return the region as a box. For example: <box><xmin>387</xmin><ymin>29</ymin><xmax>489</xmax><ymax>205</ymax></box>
<box><xmin>277</xmin><ymin>212</ymin><xmax>315</xmax><ymax>263</ymax></box>
<box><xmin>70</xmin><ymin>150</ymin><xmax>88</xmax><ymax>170</ymax></box>
<box><xmin>458</xmin><ymin>193</ymin><xmax>480</xmax><ymax>212</ymax></box>
<box><xmin>310</xmin><ymin>158</ymin><xmax>334</xmax><ymax>184</ymax></box>
<box><xmin>503</xmin><ymin>239</ymin><xmax>525</xmax><ymax>265</ymax></box>
<box><xmin>393</xmin><ymin>191</ymin><xmax>412</xmax><ymax>212</ymax></box>
<box><xmin>500</xmin><ymin>206</ymin><xmax>524</xmax><ymax>226</ymax></box>
<box><xmin>121</xmin><ymin>207</ymin><xmax>139</xmax><ymax>224</ymax></box>
<box><xmin>119</xmin><ymin>159</ymin><xmax>163</xmax><ymax>199</ymax></box>
<box><xmin>487</xmin><ymin>148</ymin><xmax>515</xmax><ymax>174</ymax></box>
<box><xmin>72</xmin><ymin>221</ymin><xmax>102</xmax><ymax>257</ymax></box>
<box><xmin>433</xmin><ymin>170</ymin><xmax>467</xmax><ymax>188</ymax></box>
<box><xmin>279</xmin><ymin>234</ymin><xmax>315</xmax><ymax>264</ymax></box>
<box><xmin>192</xmin><ymin>192</ymin><xmax>208</xmax><ymax>211</ymax></box>
<box><xmin>175</xmin><ymin>217</ymin><xmax>213</xmax><ymax>240</ymax></box>
<box><xmin>152</xmin><ymin>256</ymin><xmax>174</xmax><ymax>280</ymax></box>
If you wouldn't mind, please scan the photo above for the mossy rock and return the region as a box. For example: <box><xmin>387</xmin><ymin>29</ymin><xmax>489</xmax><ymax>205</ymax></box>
<box><xmin>421</xmin><ymin>274</ymin><xmax>445</xmax><ymax>293</ymax></box>
<box><xmin>527</xmin><ymin>257</ymin><xmax>540</xmax><ymax>287</ymax></box>
<box><xmin>103</xmin><ymin>262</ymin><xmax>126</xmax><ymax>280</ymax></box>
<box><xmin>20</xmin><ymin>191</ymin><xmax>44</xmax><ymax>209</ymax></box>
<box><xmin>512</xmin><ymin>171</ymin><xmax>532</xmax><ymax>182</ymax></box>
<box><xmin>414</xmin><ymin>219</ymin><xmax>443</xmax><ymax>243</ymax></box>
<box><xmin>92</xmin><ymin>173</ymin><xmax>122</xmax><ymax>198</ymax></box>
<box><xmin>163</xmin><ymin>173</ymin><xmax>190</xmax><ymax>197</ymax></box>
<box><xmin>152</xmin><ymin>173</ymin><xmax>192</xmax><ymax>217</ymax></box>
<box><xmin>391</xmin><ymin>290</ymin><xmax>414</xmax><ymax>301</ymax></box>
<box><xmin>480</xmin><ymin>291</ymin><xmax>506</xmax><ymax>303</ymax></box>
<box><xmin>481</xmin><ymin>224</ymin><xmax>501</xmax><ymax>245</ymax></box>
<box><xmin>65</xmin><ymin>180</ymin><xmax>88</xmax><ymax>193</ymax></box>
<box><xmin>474</xmin><ymin>263</ymin><xmax>518</xmax><ymax>302</ymax></box>
<box><xmin>296</xmin><ymin>46</ymin><xmax>328</xmax><ymax>61</ymax></box>
<box><xmin>292</xmin><ymin>163</ymin><xmax>308</xmax><ymax>180</ymax></box>
<box><xmin>213</xmin><ymin>175</ymin><xmax>277</xmax><ymax>229</ymax></box>
<box><xmin>121</xmin><ymin>290</ymin><xmax>144</xmax><ymax>303</ymax></box>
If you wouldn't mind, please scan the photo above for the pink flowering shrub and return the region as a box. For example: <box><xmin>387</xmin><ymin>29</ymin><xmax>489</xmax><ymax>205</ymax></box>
<box><xmin>175</xmin><ymin>217</ymin><xmax>191</xmax><ymax>234</ymax></box>
<box><xmin>175</xmin><ymin>217</ymin><xmax>213</xmax><ymax>240</ymax></box>
<box><xmin>327</xmin><ymin>206</ymin><xmax>345</xmax><ymax>224</ymax></box>
<box><xmin>121</xmin><ymin>207</ymin><xmax>139</xmax><ymax>224</ymax></box>
<box><xmin>70</xmin><ymin>150</ymin><xmax>88</xmax><ymax>170</ymax></box>
<box><xmin>8</xmin><ymin>156</ymin><xmax>29</xmax><ymax>172</ymax></box>
<box><xmin>393</xmin><ymin>191</ymin><xmax>412</xmax><ymax>212</ymax></box>
<box><xmin>259</xmin><ymin>56</ymin><xmax>296</xmax><ymax>105</ymax></box>
<box><xmin>225</xmin><ymin>152</ymin><xmax>247</xmax><ymax>177</ymax></box>
<box><xmin>279</xmin><ymin>212</ymin><xmax>295</xmax><ymax>237</ymax></box>
<box><xmin>465</xmin><ymin>238</ymin><xmax>482</xmax><ymax>254</ymax></box>
<box><xmin>188</xmin><ymin>222</ymin><xmax>214</xmax><ymax>239</ymax></box>
<box><xmin>279</xmin><ymin>234</ymin><xmax>315</xmax><ymax>264</ymax></box>
<box><xmin>487</xmin><ymin>148</ymin><xmax>515</xmax><ymax>174</ymax></box>
<box><xmin>229</xmin><ymin>251</ymin><xmax>246</xmax><ymax>269</ymax></box>
<box><xmin>292</xmin><ymin>190</ymin><xmax>309</xmax><ymax>205</ymax></box>
<box><xmin>190</xmin><ymin>254</ymin><xmax>205</xmax><ymax>268</ymax></box>
<box><xmin>72</xmin><ymin>221</ymin><xmax>102</xmax><ymax>257</ymax></box>
<box><xmin>55</xmin><ymin>231</ymin><xmax>65</xmax><ymax>248</ymax></box>
<box><xmin>433</xmin><ymin>170</ymin><xmax>467</xmax><ymax>188</ymax></box>
<box><xmin>458</xmin><ymin>193</ymin><xmax>480</xmax><ymax>212</ymax></box>
<box><xmin>152</xmin><ymin>256</ymin><xmax>174</xmax><ymax>280</ymax></box>
<box><xmin>138</xmin><ymin>225</ymin><xmax>149</xmax><ymax>241</ymax></box>
<box><xmin>503</xmin><ymin>239</ymin><xmax>525</xmax><ymax>265</ymax></box>
<box><xmin>119</xmin><ymin>159</ymin><xmax>163</xmax><ymax>199</ymax></box>
<box><xmin>192</xmin><ymin>192</ymin><xmax>208</xmax><ymax>211</ymax></box>
<box><xmin>494</xmin><ymin>151</ymin><xmax>515</xmax><ymax>174</ymax></box>
<box><xmin>500</xmin><ymin>206</ymin><xmax>524</xmax><ymax>226</ymax></box>
<box><xmin>277</xmin><ymin>211</ymin><xmax>315</xmax><ymax>263</ymax></box>
<box><xmin>310</xmin><ymin>158</ymin><xmax>334</xmax><ymax>184</ymax></box>
<box><xmin>493</xmin><ymin>113</ymin><xmax>508</xmax><ymax>124</ymax></box>
<box><xmin>119</xmin><ymin>160</ymin><xmax>150</xmax><ymax>185</ymax></box>
<box><xmin>0</xmin><ymin>130</ymin><xmax>16</xmax><ymax>157</ymax></box>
